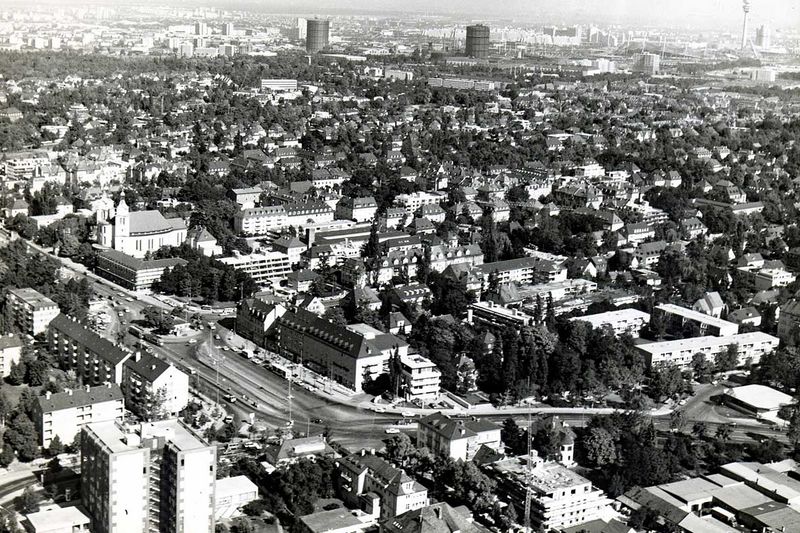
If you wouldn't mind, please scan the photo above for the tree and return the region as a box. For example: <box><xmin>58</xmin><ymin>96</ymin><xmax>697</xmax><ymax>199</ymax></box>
<box><xmin>385</xmin><ymin>433</ymin><xmax>417</xmax><ymax>467</ymax></box>
<box><xmin>715</xmin><ymin>423</ymin><xmax>734</xmax><ymax>443</ymax></box>
<box><xmin>583</xmin><ymin>427</ymin><xmax>617</xmax><ymax>467</ymax></box>
<box><xmin>142</xmin><ymin>306</ymin><xmax>175</xmax><ymax>334</ymax></box>
<box><xmin>6</xmin><ymin>361</ymin><xmax>25</xmax><ymax>386</ymax></box>
<box><xmin>136</xmin><ymin>386</ymin><xmax>169</xmax><ymax>422</ymax></box>
<box><xmin>0</xmin><ymin>446</ymin><xmax>14</xmax><ymax>468</ymax></box>
<box><xmin>669</xmin><ymin>410</ymin><xmax>688</xmax><ymax>432</ymax></box>
<box><xmin>715</xmin><ymin>344</ymin><xmax>739</xmax><ymax>372</ymax></box>
<box><xmin>14</xmin><ymin>487</ymin><xmax>39</xmax><ymax>514</ymax></box>
<box><xmin>4</xmin><ymin>412</ymin><xmax>38</xmax><ymax>462</ymax></box>
<box><xmin>47</xmin><ymin>435</ymin><xmax>65</xmax><ymax>457</ymax></box>
<box><xmin>692</xmin><ymin>421</ymin><xmax>708</xmax><ymax>439</ymax></box>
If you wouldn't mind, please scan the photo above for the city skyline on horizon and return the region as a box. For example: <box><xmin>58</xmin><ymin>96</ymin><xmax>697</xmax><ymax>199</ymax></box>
<box><xmin>0</xmin><ymin>0</ymin><xmax>798</xmax><ymax>31</ymax></box>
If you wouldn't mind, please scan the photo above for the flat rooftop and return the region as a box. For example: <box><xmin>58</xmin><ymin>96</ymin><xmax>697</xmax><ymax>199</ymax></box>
<box><xmin>636</xmin><ymin>332</ymin><xmax>779</xmax><ymax>356</ymax></box>
<box><xmin>656</xmin><ymin>303</ymin><xmax>739</xmax><ymax>331</ymax></box>
<box><xmin>87</xmin><ymin>419</ymin><xmax>209</xmax><ymax>453</ymax></box>
<box><xmin>490</xmin><ymin>457</ymin><xmax>590</xmax><ymax>492</ymax></box>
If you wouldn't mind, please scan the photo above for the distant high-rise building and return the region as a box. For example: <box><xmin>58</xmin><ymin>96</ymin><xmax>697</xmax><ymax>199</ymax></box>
<box><xmin>297</xmin><ymin>17</ymin><xmax>308</xmax><ymax>39</ymax></box>
<box><xmin>194</xmin><ymin>21</ymin><xmax>209</xmax><ymax>36</ymax></box>
<box><xmin>634</xmin><ymin>53</ymin><xmax>660</xmax><ymax>76</ymax></box>
<box><xmin>179</xmin><ymin>42</ymin><xmax>194</xmax><ymax>58</ymax></box>
<box><xmin>81</xmin><ymin>420</ymin><xmax>216</xmax><ymax>533</ymax></box>
<box><xmin>741</xmin><ymin>0</ymin><xmax>751</xmax><ymax>50</ymax></box>
<box><xmin>193</xmin><ymin>37</ymin><xmax>206</xmax><ymax>49</ymax></box>
<box><xmin>223</xmin><ymin>22</ymin><xmax>234</xmax><ymax>36</ymax></box>
<box><xmin>756</xmin><ymin>24</ymin><xmax>770</xmax><ymax>48</ymax></box>
<box><xmin>465</xmin><ymin>24</ymin><xmax>490</xmax><ymax>59</ymax></box>
<box><xmin>306</xmin><ymin>18</ymin><xmax>329</xmax><ymax>54</ymax></box>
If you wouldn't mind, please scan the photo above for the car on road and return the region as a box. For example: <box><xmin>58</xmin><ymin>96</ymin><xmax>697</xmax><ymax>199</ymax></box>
<box><xmin>125</xmin><ymin>297</ymin><xmax>134</xmax><ymax>302</ymax></box>
<box><xmin>186</xmin><ymin>367</ymin><xmax>197</xmax><ymax>375</ymax></box>
<box><xmin>223</xmin><ymin>415</ymin><xmax>234</xmax><ymax>424</ymax></box>
<box><xmin>223</xmin><ymin>394</ymin><xmax>237</xmax><ymax>403</ymax></box>
<box><xmin>373</xmin><ymin>407</ymin><xmax>386</xmax><ymax>413</ymax></box>
<box><xmin>311</xmin><ymin>417</ymin><xmax>323</xmax><ymax>424</ymax></box>
<box><xmin>214</xmin><ymin>335</ymin><xmax>221</xmax><ymax>340</ymax></box>
<box><xmin>401</xmin><ymin>411</ymin><xmax>415</xmax><ymax>418</ymax></box>
<box><xmin>385</xmin><ymin>428</ymin><xmax>400</xmax><ymax>434</ymax></box>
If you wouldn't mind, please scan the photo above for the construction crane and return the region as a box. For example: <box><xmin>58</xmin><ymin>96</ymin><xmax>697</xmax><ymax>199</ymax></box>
<box><xmin>524</xmin><ymin>412</ymin><xmax>533</xmax><ymax>533</ymax></box>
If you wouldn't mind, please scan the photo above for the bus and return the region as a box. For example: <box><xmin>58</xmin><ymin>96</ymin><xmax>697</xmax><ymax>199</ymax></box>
<box><xmin>144</xmin><ymin>333</ymin><xmax>164</xmax><ymax>347</ymax></box>
<box><xmin>128</xmin><ymin>325</ymin><xmax>144</xmax><ymax>338</ymax></box>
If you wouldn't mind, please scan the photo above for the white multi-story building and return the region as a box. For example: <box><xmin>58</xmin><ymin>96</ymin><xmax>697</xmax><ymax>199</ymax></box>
<box><xmin>34</xmin><ymin>384</ymin><xmax>124</xmax><ymax>447</ymax></box>
<box><xmin>234</xmin><ymin>205</ymin><xmax>288</xmax><ymax>235</ymax></box>
<box><xmin>400</xmin><ymin>354</ymin><xmax>441</xmax><ymax>403</ymax></box>
<box><xmin>487</xmin><ymin>453</ymin><xmax>613</xmax><ymax>531</ymax></box>
<box><xmin>570</xmin><ymin>309</ymin><xmax>650</xmax><ymax>338</ymax></box>
<box><xmin>217</xmin><ymin>251</ymin><xmax>293</xmax><ymax>285</ymax></box>
<box><xmin>5</xmin><ymin>287</ymin><xmax>60</xmax><ymax>336</ymax></box>
<box><xmin>394</xmin><ymin>191</ymin><xmax>446</xmax><ymax>210</ymax></box>
<box><xmin>123</xmin><ymin>352</ymin><xmax>189</xmax><ymax>419</ymax></box>
<box><xmin>0</xmin><ymin>334</ymin><xmax>22</xmax><ymax>378</ymax></box>
<box><xmin>636</xmin><ymin>332</ymin><xmax>779</xmax><ymax>369</ymax></box>
<box><xmin>260</xmin><ymin>79</ymin><xmax>298</xmax><ymax>92</ymax></box>
<box><xmin>81</xmin><ymin>420</ymin><xmax>216</xmax><ymax>533</ymax></box>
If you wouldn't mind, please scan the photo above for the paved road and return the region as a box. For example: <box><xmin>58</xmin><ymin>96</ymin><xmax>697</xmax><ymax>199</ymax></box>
<box><xmin>26</xmin><ymin>238</ymin><xmax>786</xmax><ymax>450</ymax></box>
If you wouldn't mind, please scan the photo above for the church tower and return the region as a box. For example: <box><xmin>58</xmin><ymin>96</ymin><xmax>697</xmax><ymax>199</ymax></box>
<box><xmin>114</xmin><ymin>192</ymin><xmax>130</xmax><ymax>246</ymax></box>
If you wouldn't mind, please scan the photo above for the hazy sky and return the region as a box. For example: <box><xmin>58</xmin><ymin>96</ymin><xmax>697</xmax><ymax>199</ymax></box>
<box><xmin>3</xmin><ymin>0</ymin><xmax>799</xmax><ymax>30</ymax></box>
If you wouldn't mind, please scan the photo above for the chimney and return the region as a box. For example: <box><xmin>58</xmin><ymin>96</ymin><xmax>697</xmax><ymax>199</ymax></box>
<box><xmin>433</xmin><ymin>506</ymin><xmax>442</xmax><ymax>519</ymax></box>
<box><xmin>361</xmin><ymin>449</ymin><xmax>366</xmax><ymax>456</ymax></box>
<box><xmin>85</xmin><ymin>385</ymin><xmax>91</xmax><ymax>393</ymax></box>
<box><xmin>45</xmin><ymin>391</ymin><xmax>52</xmax><ymax>400</ymax></box>
<box><xmin>67</xmin><ymin>389</ymin><xmax>73</xmax><ymax>396</ymax></box>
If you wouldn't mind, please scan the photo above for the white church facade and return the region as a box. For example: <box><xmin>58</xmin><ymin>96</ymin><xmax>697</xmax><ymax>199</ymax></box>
<box><xmin>97</xmin><ymin>193</ymin><xmax>187</xmax><ymax>258</ymax></box>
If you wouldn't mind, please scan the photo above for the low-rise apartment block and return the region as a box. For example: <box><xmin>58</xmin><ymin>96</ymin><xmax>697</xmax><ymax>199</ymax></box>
<box><xmin>636</xmin><ymin>332</ymin><xmax>779</xmax><ymax>369</ymax></box>
<box><xmin>48</xmin><ymin>314</ymin><xmax>133</xmax><ymax>385</ymax></box>
<box><xmin>217</xmin><ymin>251</ymin><xmax>293</xmax><ymax>285</ymax></box>
<box><xmin>0</xmin><ymin>333</ymin><xmax>23</xmax><ymax>377</ymax></box>
<box><xmin>34</xmin><ymin>383</ymin><xmax>124</xmax><ymax>447</ymax></box>
<box><xmin>652</xmin><ymin>303</ymin><xmax>739</xmax><ymax>337</ymax></box>
<box><xmin>570</xmin><ymin>309</ymin><xmax>650</xmax><ymax>337</ymax></box>
<box><xmin>5</xmin><ymin>287</ymin><xmax>60</xmax><ymax>336</ymax></box>
<box><xmin>122</xmin><ymin>351</ymin><xmax>189</xmax><ymax>418</ymax></box>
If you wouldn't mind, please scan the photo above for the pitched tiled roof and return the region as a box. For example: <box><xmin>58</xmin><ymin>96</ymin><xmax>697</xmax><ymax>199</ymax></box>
<box><xmin>37</xmin><ymin>384</ymin><xmax>123</xmax><ymax>413</ymax></box>
<box><xmin>124</xmin><ymin>352</ymin><xmax>173</xmax><ymax>382</ymax></box>
<box><xmin>50</xmin><ymin>314</ymin><xmax>132</xmax><ymax>366</ymax></box>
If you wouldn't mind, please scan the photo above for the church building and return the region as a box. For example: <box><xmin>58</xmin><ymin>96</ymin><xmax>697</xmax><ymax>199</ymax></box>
<box><xmin>97</xmin><ymin>193</ymin><xmax>187</xmax><ymax>258</ymax></box>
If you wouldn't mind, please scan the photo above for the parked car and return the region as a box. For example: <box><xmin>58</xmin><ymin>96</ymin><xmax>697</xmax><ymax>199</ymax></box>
<box><xmin>385</xmin><ymin>428</ymin><xmax>400</xmax><ymax>434</ymax></box>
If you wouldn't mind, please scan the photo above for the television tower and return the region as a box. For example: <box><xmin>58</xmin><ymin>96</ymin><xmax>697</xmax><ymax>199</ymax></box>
<box><xmin>741</xmin><ymin>0</ymin><xmax>751</xmax><ymax>50</ymax></box>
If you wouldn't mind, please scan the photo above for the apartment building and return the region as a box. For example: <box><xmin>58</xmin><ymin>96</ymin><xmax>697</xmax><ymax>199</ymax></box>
<box><xmin>5</xmin><ymin>287</ymin><xmax>60</xmax><ymax>336</ymax></box>
<box><xmin>337</xmin><ymin>451</ymin><xmax>429</xmax><ymax>519</ymax></box>
<box><xmin>468</xmin><ymin>301</ymin><xmax>535</xmax><ymax>329</ymax></box>
<box><xmin>570</xmin><ymin>309</ymin><xmax>650</xmax><ymax>338</ymax></box>
<box><xmin>122</xmin><ymin>352</ymin><xmax>189</xmax><ymax>419</ymax></box>
<box><xmin>652</xmin><ymin>304</ymin><xmax>739</xmax><ymax>337</ymax></box>
<box><xmin>399</xmin><ymin>354</ymin><xmax>441</xmax><ymax>403</ymax></box>
<box><xmin>417</xmin><ymin>413</ymin><xmax>503</xmax><ymax>462</ymax></box>
<box><xmin>236</xmin><ymin>298</ymin><xmax>287</xmax><ymax>348</ymax></box>
<box><xmin>0</xmin><ymin>333</ymin><xmax>23</xmax><ymax>378</ymax></box>
<box><xmin>48</xmin><ymin>314</ymin><xmax>133</xmax><ymax>386</ymax></box>
<box><xmin>394</xmin><ymin>191</ymin><xmax>446</xmax><ymax>210</ymax></box>
<box><xmin>34</xmin><ymin>383</ymin><xmax>123</xmax><ymax>447</ymax></box>
<box><xmin>486</xmin><ymin>453</ymin><xmax>613</xmax><ymax>531</ymax></box>
<box><xmin>473</xmin><ymin>257</ymin><xmax>567</xmax><ymax>290</ymax></box>
<box><xmin>234</xmin><ymin>205</ymin><xmax>289</xmax><ymax>235</ymax></box>
<box><xmin>636</xmin><ymin>332</ymin><xmax>779</xmax><ymax>369</ymax></box>
<box><xmin>217</xmin><ymin>251</ymin><xmax>293</xmax><ymax>286</ymax></box>
<box><xmin>81</xmin><ymin>420</ymin><xmax>216</xmax><ymax>533</ymax></box>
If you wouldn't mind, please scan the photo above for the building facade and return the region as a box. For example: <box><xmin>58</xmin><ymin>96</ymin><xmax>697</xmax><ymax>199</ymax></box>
<box><xmin>5</xmin><ymin>287</ymin><xmax>60</xmax><ymax>336</ymax></box>
<box><xmin>34</xmin><ymin>383</ymin><xmax>124</xmax><ymax>447</ymax></box>
<box><xmin>417</xmin><ymin>413</ymin><xmax>503</xmax><ymax>462</ymax></box>
<box><xmin>97</xmin><ymin>195</ymin><xmax>187</xmax><ymax>259</ymax></box>
<box><xmin>48</xmin><ymin>314</ymin><xmax>133</xmax><ymax>386</ymax></box>
<box><xmin>81</xmin><ymin>420</ymin><xmax>216</xmax><ymax>533</ymax></box>
<box><xmin>306</xmin><ymin>19</ymin><xmax>330</xmax><ymax>53</ymax></box>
